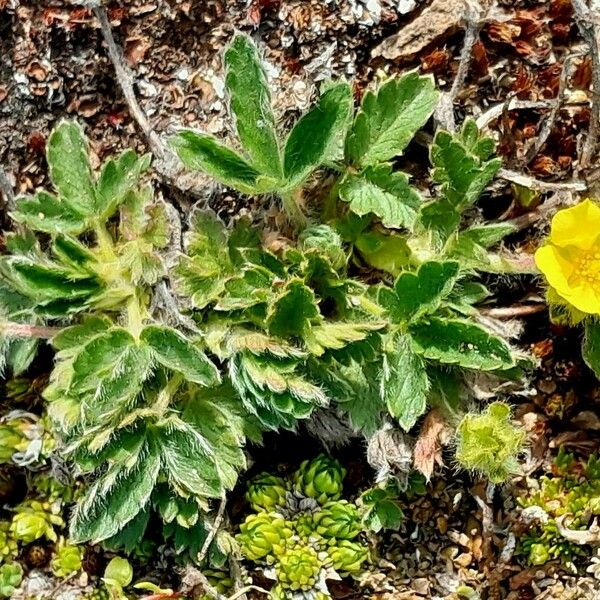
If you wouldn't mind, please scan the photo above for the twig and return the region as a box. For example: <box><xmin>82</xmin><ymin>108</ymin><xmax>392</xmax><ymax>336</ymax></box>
<box><xmin>572</xmin><ymin>0</ymin><xmax>600</xmax><ymax>169</ymax></box>
<box><xmin>86</xmin><ymin>1</ymin><xmax>164</xmax><ymax>159</ymax></box>
<box><xmin>479</xmin><ymin>304</ymin><xmax>546</xmax><ymax>319</ymax></box>
<box><xmin>197</xmin><ymin>497</ymin><xmax>227</xmax><ymax>564</ymax></box>
<box><xmin>229</xmin><ymin>554</ymin><xmax>248</xmax><ymax>600</ymax></box>
<box><xmin>497</xmin><ymin>168</ymin><xmax>587</xmax><ymax>192</ymax></box>
<box><xmin>1</xmin><ymin>321</ymin><xmax>63</xmax><ymax>339</ymax></box>
<box><xmin>450</xmin><ymin>1</ymin><xmax>486</xmax><ymax>103</ymax></box>
<box><xmin>524</xmin><ymin>54</ymin><xmax>580</xmax><ymax>165</ymax></box>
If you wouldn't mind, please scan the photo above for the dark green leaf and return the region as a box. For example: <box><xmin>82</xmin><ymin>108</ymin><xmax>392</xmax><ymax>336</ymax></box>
<box><xmin>283</xmin><ymin>82</ymin><xmax>353</xmax><ymax>187</ymax></box>
<box><xmin>339</xmin><ymin>165</ymin><xmax>421</xmax><ymax>230</ymax></box>
<box><xmin>409</xmin><ymin>317</ymin><xmax>515</xmax><ymax>371</ymax></box>
<box><xmin>267</xmin><ymin>279</ymin><xmax>320</xmax><ymax>338</ymax></box>
<box><xmin>346</xmin><ymin>73</ymin><xmax>438</xmax><ymax>167</ymax></box>
<box><xmin>583</xmin><ymin>320</ymin><xmax>600</xmax><ymax>379</ymax></box>
<box><xmin>12</xmin><ymin>192</ymin><xmax>87</xmax><ymax>235</ymax></box>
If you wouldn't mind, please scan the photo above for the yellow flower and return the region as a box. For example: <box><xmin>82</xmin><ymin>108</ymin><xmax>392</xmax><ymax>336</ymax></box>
<box><xmin>535</xmin><ymin>199</ymin><xmax>600</xmax><ymax>315</ymax></box>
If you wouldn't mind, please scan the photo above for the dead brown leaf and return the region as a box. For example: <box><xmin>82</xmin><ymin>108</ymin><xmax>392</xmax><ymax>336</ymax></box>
<box><xmin>413</xmin><ymin>409</ymin><xmax>449</xmax><ymax>480</ymax></box>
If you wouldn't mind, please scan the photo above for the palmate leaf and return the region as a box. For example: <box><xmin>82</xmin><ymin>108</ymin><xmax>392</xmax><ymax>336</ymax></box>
<box><xmin>346</xmin><ymin>72</ymin><xmax>438</xmax><ymax>167</ymax></box>
<box><xmin>409</xmin><ymin>317</ymin><xmax>515</xmax><ymax>371</ymax></box>
<box><xmin>224</xmin><ymin>34</ymin><xmax>282</xmax><ymax>178</ymax></box>
<box><xmin>382</xmin><ymin>333</ymin><xmax>429</xmax><ymax>431</ymax></box>
<box><xmin>170</xmin><ymin>131</ymin><xmax>277</xmax><ymax>195</ymax></box>
<box><xmin>283</xmin><ymin>82</ymin><xmax>354</xmax><ymax>188</ymax></box>
<box><xmin>339</xmin><ymin>165</ymin><xmax>422</xmax><ymax>230</ymax></box>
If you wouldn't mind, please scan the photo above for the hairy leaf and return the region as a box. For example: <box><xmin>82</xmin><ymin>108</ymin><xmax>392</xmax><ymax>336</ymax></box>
<box><xmin>267</xmin><ymin>279</ymin><xmax>319</xmax><ymax>339</ymax></box>
<box><xmin>141</xmin><ymin>325</ymin><xmax>220</xmax><ymax>386</ymax></box>
<box><xmin>224</xmin><ymin>34</ymin><xmax>282</xmax><ymax>178</ymax></box>
<box><xmin>305</xmin><ymin>321</ymin><xmax>385</xmax><ymax>356</ymax></box>
<box><xmin>382</xmin><ymin>333</ymin><xmax>429</xmax><ymax>431</ymax></box>
<box><xmin>409</xmin><ymin>317</ymin><xmax>515</xmax><ymax>371</ymax></box>
<box><xmin>339</xmin><ymin>165</ymin><xmax>422</xmax><ymax>229</ymax></box>
<box><xmin>170</xmin><ymin>131</ymin><xmax>275</xmax><ymax>195</ymax></box>
<box><xmin>283</xmin><ymin>82</ymin><xmax>353</xmax><ymax>187</ymax></box>
<box><xmin>47</xmin><ymin>121</ymin><xmax>97</xmax><ymax>216</ymax></box>
<box><xmin>346</xmin><ymin>73</ymin><xmax>438</xmax><ymax>167</ymax></box>
<box><xmin>11</xmin><ymin>192</ymin><xmax>87</xmax><ymax>235</ymax></box>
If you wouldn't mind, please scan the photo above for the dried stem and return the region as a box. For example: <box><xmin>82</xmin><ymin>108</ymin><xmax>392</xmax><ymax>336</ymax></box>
<box><xmin>197</xmin><ymin>497</ymin><xmax>227</xmax><ymax>564</ymax></box>
<box><xmin>497</xmin><ymin>168</ymin><xmax>587</xmax><ymax>193</ymax></box>
<box><xmin>572</xmin><ymin>0</ymin><xmax>600</xmax><ymax>170</ymax></box>
<box><xmin>0</xmin><ymin>167</ymin><xmax>15</xmax><ymax>211</ymax></box>
<box><xmin>479</xmin><ymin>304</ymin><xmax>546</xmax><ymax>319</ymax></box>
<box><xmin>1</xmin><ymin>321</ymin><xmax>63</xmax><ymax>339</ymax></box>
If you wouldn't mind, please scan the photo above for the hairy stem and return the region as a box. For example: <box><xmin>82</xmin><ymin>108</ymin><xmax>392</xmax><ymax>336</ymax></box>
<box><xmin>0</xmin><ymin>321</ymin><xmax>62</xmax><ymax>339</ymax></box>
<box><xmin>280</xmin><ymin>190</ymin><xmax>308</xmax><ymax>230</ymax></box>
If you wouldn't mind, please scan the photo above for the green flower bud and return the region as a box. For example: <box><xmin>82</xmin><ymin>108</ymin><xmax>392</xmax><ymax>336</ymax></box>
<box><xmin>51</xmin><ymin>539</ymin><xmax>83</xmax><ymax>578</ymax></box>
<box><xmin>293</xmin><ymin>455</ymin><xmax>346</xmax><ymax>505</ymax></box>
<box><xmin>0</xmin><ymin>562</ymin><xmax>23</xmax><ymax>598</ymax></box>
<box><xmin>202</xmin><ymin>569</ymin><xmax>233</xmax><ymax>594</ymax></box>
<box><xmin>275</xmin><ymin>544</ymin><xmax>321</xmax><ymax>591</ymax></box>
<box><xmin>84</xmin><ymin>586</ymin><xmax>111</xmax><ymax>600</ymax></box>
<box><xmin>456</xmin><ymin>402</ymin><xmax>525</xmax><ymax>484</ymax></box>
<box><xmin>313</xmin><ymin>500</ymin><xmax>361</xmax><ymax>540</ymax></box>
<box><xmin>246</xmin><ymin>473</ymin><xmax>287</xmax><ymax>512</ymax></box>
<box><xmin>528</xmin><ymin>542</ymin><xmax>550</xmax><ymax>565</ymax></box>
<box><xmin>237</xmin><ymin>513</ymin><xmax>292</xmax><ymax>561</ymax></box>
<box><xmin>0</xmin><ymin>426</ymin><xmax>23</xmax><ymax>463</ymax></box>
<box><xmin>0</xmin><ymin>523</ymin><xmax>18</xmax><ymax>564</ymax></box>
<box><xmin>327</xmin><ymin>540</ymin><xmax>369</xmax><ymax>574</ymax></box>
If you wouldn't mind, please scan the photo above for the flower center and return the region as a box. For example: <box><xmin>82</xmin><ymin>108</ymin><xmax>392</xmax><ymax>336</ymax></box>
<box><xmin>573</xmin><ymin>250</ymin><xmax>600</xmax><ymax>290</ymax></box>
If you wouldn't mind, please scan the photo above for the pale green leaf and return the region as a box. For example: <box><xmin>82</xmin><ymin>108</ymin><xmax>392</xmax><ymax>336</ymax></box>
<box><xmin>346</xmin><ymin>72</ymin><xmax>438</xmax><ymax>167</ymax></box>
<box><xmin>339</xmin><ymin>165</ymin><xmax>422</xmax><ymax>229</ymax></box>
<box><xmin>47</xmin><ymin>121</ymin><xmax>97</xmax><ymax>216</ymax></box>
<box><xmin>11</xmin><ymin>192</ymin><xmax>87</xmax><ymax>235</ymax></box>
<box><xmin>170</xmin><ymin>130</ymin><xmax>276</xmax><ymax>194</ymax></box>
<box><xmin>283</xmin><ymin>82</ymin><xmax>353</xmax><ymax>187</ymax></box>
<box><xmin>355</xmin><ymin>231</ymin><xmax>411</xmax><ymax>275</ymax></box>
<box><xmin>382</xmin><ymin>333</ymin><xmax>429</xmax><ymax>430</ymax></box>
<box><xmin>224</xmin><ymin>34</ymin><xmax>282</xmax><ymax>178</ymax></box>
<box><xmin>409</xmin><ymin>317</ymin><xmax>515</xmax><ymax>371</ymax></box>
<box><xmin>305</xmin><ymin>321</ymin><xmax>385</xmax><ymax>356</ymax></box>
<box><xmin>141</xmin><ymin>325</ymin><xmax>220</xmax><ymax>386</ymax></box>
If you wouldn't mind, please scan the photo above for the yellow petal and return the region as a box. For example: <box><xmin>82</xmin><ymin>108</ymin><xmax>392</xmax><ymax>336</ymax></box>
<box><xmin>550</xmin><ymin>199</ymin><xmax>600</xmax><ymax>250</ymax></box>
<box><xmin>560</xmin><ymin>283</ymin><xmax>600</xmax><ymax>315</ymax></box>
<box><xmin>535</xmin><ymin>244</ymin><xmax>575</xmax><ymax>295</ymax></box>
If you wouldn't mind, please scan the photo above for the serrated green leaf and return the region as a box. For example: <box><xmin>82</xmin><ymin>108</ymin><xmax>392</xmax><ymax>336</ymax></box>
<box><xmin>70</xmin><ymin>441</ymin><xmax>161</xmax><ymax>543</ymax></box>
<box><xmin>267</xmin><ymin>279</ymin><xmax>320</xmax><ymax>338</ymax></box>
<box><xmin>385</xmin><ymin>261</ymin><xmax>460</xmax><ymax>324</ymax></box>
<box><xmin>154</xmin><ymin>422</ymin><xmax>222</xmax><ymax>498</ymax></box>
<box><xmin>382</xmin><ymin>333</ymin><xmax>429</xmax><ymax>430</ymax></box>
<box><xmin>283</xmin><ymin>82</ymin><xmax>353</xmax><ymax>187</ymax></box>
<box><xmin>305</xmin><ymin>321</ymin><xmax>385</xmax><ymax>356</ymax></box>
<box><xmin>216</xmin><ymin>266</ymin><xmax>274</xmax><ymax>311</ymax></box>
<box><xmin>224</xmin><ymin>34</ymin><xmax>282</xmax><ymax>178</ymax></box>
<box><xmin>455</xmin><ymin>223</ymin><xmax>516</xmax><ymax>249</ymax></box>
<box><xmin>346</xmin><ymin>73</ymin><xmax>438</xmax><ymax>167</ymax></box>
<box><xmin>6</xmin><ymin>337</ymin><xmax>38</xmax><ymax>376</ymax></box>
<box><xmin>409</xmin><ymin>317</ymin><xmax>515</xmax><ymax>370</ymax></box>
<box><xmin>52</xmin><ymin>235</ymin><xmax>96</xmax><ymax>271</ymax></box>
<box><xmin>431</xmin><ymin>130</ymin><xmax>501</xmax><ymax>210</ymax></box>
<box><xmin>96</xmin><ymin>150</ymin><xmax>151</xmax><ymax>219</ymax></box>
<box><xmin>52</xmin><ymin>316</ymin><xmax>112</xmax><ymax>351</ymax></box>
<box><xmin>170</xmin><ymin>130</ymin><xmax>277</xmax><ymax>194</ymax></box>
<box><xmin>417</xmin><ymin>198</ymin><xmax>461</xmax><ymax>247</ymax></box>
<box><xmin>339</xmin><ymin>165</ymin><xmax>421</xmax><ymax>230</ymax></box>
<box><xmin>583</xmin><ymin>320</ymin><xmax>600</xmax><ymax>379</ymax></box>
<box><xmin>141</xmin><ymin>325</ymin><xmax>220</xmax><ymax>386</ymax></box>
<box><xmin>47</xmin><ymin>121</ymin><xmax>97</xmax><ymax>216</ymax></box>
<box><xmin>11</xmin><ymin>192</ymin><xmax>87</xmax><ymax>235</ymax></box>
